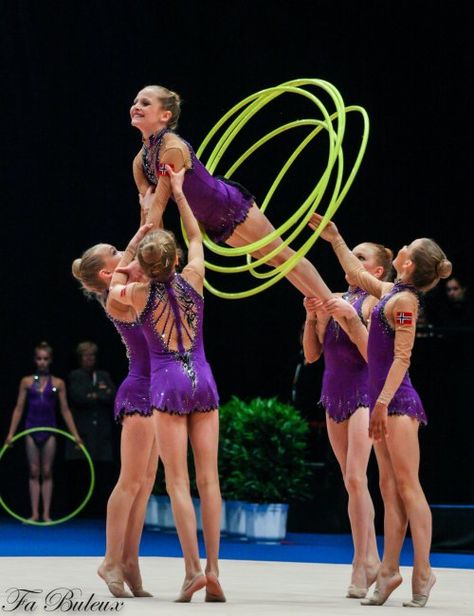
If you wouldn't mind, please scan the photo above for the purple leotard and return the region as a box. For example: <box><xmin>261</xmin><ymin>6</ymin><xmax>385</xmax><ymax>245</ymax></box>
<box><xmin>109</xmin><ymin>317</ymin><xmax>152</xmax><ymax>423</ymax></box>
<box><xmin>25</xmin><ymin>375</ymin><xmax>57</xmax><ymax>444</ymax></box>
<box><xmin>139</xmin><ymin>274</ymin><xmax>219</xmax><ymax>414</ymax></box>
<box><xmin>368</xmin><ymin>282</ymin><xmax>427</xmax><ymax>424</ymax></box>
<box><xmin>142</xmin><ymin>129</ymin><xmax>254</xmax><ymax>243</ymax></box>
<box><xmin>320</xmin><ymin>288</ymin><xmax>370</xmax><ymax>422</ymax></box>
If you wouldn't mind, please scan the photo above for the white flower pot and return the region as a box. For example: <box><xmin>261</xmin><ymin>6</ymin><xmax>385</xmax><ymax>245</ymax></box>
<box><xmin>245</xmin><ymin>503</ymin><xmax>288</xmax><ymax>542</ymax></box>
<box><xmin>157</xmin><ymin>495</ymin><xmax>176</xmax><ymax>531</ymax></box>
<box><xmin>144</xmin><ymin>494</ymin><xmax>160</xmax><ymax>530</ymax></box>
<box><xmin>226</xmin><ymin>500</ymin><xmax>247</xmax><ymax>537</ymax></box>
<box><xmin>192</xmin><ymin>498</ymin><xmax>227</xmax><ymax>532</ymax></box>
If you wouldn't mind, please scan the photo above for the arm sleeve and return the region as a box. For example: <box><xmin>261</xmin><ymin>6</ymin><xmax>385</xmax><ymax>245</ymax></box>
<box><xmin>376</xmin><ymin>293</ymin><xmax>419</xmax><ymax>406</ymax></box>
<box><xmin>332</xmin><ymin>238</ymin><xmax>391</xmax><ymax>299</ymax></box>
<box><xmin>144</xmin><ymin>145</ymin><xmax>188</xmax><ymax>228</ymax></box>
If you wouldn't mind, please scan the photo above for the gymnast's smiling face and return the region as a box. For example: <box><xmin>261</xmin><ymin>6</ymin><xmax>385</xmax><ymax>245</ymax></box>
<box><xmin>130</xmin><ymin>87</ymin><xmax>171</xmax><ymax>135</ymax></box>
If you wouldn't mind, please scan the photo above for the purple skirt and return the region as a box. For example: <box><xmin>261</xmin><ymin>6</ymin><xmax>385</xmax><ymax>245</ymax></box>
<box><xmin>150</xmin><ymin>356</ymin><xmax>219</xmax><ymax>415</ymax></box>
<box><xmin>114</xmin><ymin>374</ymin><xmax>152</xmax><ymax>423</ymax></box>
<box><xmin>369</xmin><ymin>379</ymin><xmax>427</xmax><ymax>425</ymax></box>
<box><xmin>320</xmin><ymin>388</ymin><xmax>370</xmax><ymax>423</ymax></box>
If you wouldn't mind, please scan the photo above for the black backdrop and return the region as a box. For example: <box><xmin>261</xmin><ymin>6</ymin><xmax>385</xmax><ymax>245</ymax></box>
<box><xmin>1</xmin><ymin>1</ymin><xmax>473</xmax><ymax>514</ymax></box>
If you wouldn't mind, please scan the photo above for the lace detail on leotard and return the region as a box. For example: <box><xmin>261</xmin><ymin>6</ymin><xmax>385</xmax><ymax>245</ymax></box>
<box><xmin>142</xmin><ymin>129</ymin><xmax>193</xmax><ymax>185</ymax></box>
<box><xmin>148</xmin><ymin>275</ymin><xmax>201</xmax><ymax>389</ymax></box>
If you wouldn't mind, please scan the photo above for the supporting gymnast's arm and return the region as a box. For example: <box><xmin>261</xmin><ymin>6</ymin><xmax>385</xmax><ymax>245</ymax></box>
<box><xmin>302</xmin><ymin>297</ymin><xmax>329</xmax><ymax>362</ymax></box>
<box><xmin>309</xmin><ymin>214</ymin><xmax>392</xmax><ymax>299</ymax></box>
<box><xmin>370</xmin><ymin>292</ymin><xmax>419</xmax><ymax>441</ymax></box>
<box><xmin>322</xmin><ymin>296</ymin><xmax>369</xmax><ymax>362</ymax></box>
<box><xmin>165</xmin><ymin>164</ymin><xmax>205</xmax><ymax>293</ymax></box>
<box><xmin>107</xmin><ymin>223</ymin><xmax>153</xmax><ymax>310</ymax></box>
<box><xmin>143</xmin><ymin>141</ymin><xmax>189</xmax><ymax>230</ymax></box>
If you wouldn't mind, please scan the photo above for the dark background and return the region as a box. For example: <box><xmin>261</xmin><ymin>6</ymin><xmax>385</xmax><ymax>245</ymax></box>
<box><xmin>1</xmin><ymin>1</ymin><xmax>473</xmax><ymax>523</ymax></box>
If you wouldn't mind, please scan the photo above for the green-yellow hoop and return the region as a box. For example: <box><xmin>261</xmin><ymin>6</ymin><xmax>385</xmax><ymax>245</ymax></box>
<box><xmin>181</xmin><ymin>78</ymin><xmax>369</xmax><ymax>299</ymax></box>
<box><xmin>0</xmin><ymin>427</ymin><xmax>95</xmax><ymax>526</ymax></box>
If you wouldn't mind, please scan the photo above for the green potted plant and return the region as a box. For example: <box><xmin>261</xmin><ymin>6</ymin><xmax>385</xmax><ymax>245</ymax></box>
<box><xmin>219</xmin><ymin>396</ymin><xmax>311</xmax><ymax>541</ymax></box>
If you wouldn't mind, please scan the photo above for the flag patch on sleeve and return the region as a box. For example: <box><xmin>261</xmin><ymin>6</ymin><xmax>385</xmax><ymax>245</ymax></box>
<box><xmin>158</xmin><ymin>162</ymin><xmax>174</xmax><ymax>176</ymax></box>
<box><xmin>395</xmin><ymin>311</ymin><xmax>413</xmax><ymax>325</ymax></box>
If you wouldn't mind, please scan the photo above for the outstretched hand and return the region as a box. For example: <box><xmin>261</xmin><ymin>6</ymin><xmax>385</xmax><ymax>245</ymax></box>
<box><xmin>165</xmin><ymin>164</ymin><xmax>186</xmax><ymax>197</ymax></box>
<box><xmin>308</xmin><ymin>213</ymin><xmax>340</xmax><ymax>242</ymax></box>
<box><xmin>303</xmin><ymin>296</ymin><xmax>327</xmax><ymax>317</ymax></box>
<box><xmin>323</xmin><ymin>297</ymin><xmax>357</xmax><ymax>320</ymax></box>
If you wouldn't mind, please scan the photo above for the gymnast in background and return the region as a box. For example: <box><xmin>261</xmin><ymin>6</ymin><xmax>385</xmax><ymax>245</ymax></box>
<box><xmin>4</xmin><ymin>342</ymin><xmax>82</xmax><ymax>523</ymax></box>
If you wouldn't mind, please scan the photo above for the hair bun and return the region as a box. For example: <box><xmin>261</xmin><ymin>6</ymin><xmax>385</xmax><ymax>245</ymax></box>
<box><xmin>437</xmin><ymin>259</ymin><xmax>453</xmax><ymax>279</ymax></box>
<box><xmin>72</xmin><ymin>258</ymin><xmax>82</xmax><ymax>279</ymax></box>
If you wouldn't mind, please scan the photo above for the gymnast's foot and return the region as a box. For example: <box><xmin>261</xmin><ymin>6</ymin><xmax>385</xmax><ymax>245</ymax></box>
<box><xmin>98</xmin><ymin>561</ymin><xmax>133</xmax><ymax>599</ymax></box>
<box><xmin>366</xmin><ymin>561</ymin><xmax>381</xmax><ymax>589</ymax></box>
<box><xmin>205</xmin><ymin>570</ymin><xmax>226</xmax><ymax>602</ymax></box>
<box><xmin>123</xmin><ymin>562</ymin><xmax>153</xmax><ymax>597</ymax></box>
<box><xmin>347</xmin><ymin>562</ymin><xmax>368</xmax><ymax>598</ymax></box>
<box><xmin>174</xmin><ymin>572</ymin><xmax>206</xmax><ymax>603</ymax></box>
<box><xmin>403</xmin><ymin>570</ymin><xmax>436</xmax><ymax>608</ymax></box>
<box><xmin>42</xmin><ymin>515</ymin><xmax>52</xmax><ymax>523</ymax></box>
<box><xmin>361</xmin><ymin>570</ymin><xmax>403</xmax><ymax>606</ymax></box>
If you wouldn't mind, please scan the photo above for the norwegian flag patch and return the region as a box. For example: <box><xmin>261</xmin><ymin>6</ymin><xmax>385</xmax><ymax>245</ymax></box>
<box><xmin>396</xmin><ymin>311</ymin><xmax>413</xmax><ymax>326</ymax></box>
<box><xmin>158</xmin><ymin>162</ymin><xmax>174</xmax><ymax>176</ymax></box>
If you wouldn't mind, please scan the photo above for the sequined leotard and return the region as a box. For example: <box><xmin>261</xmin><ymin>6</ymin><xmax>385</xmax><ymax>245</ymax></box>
<box><xmin>139</xmin><ymin>273</ymin><xmax>219</xmax><ymax>414</ymax></box>
<box><xmin>141</xmin><ymin>129</ymin><xmax>253</xmax><ymax>243</ymax></box>
<box><xmin>109</xmin><ymin>317</ymin><xmax>152</xmax><ymax>423</ymax></box>
<box><xmin>25</xmin><ymin>376</ymin><xmax>57</xmax><ymax>444</ymax></box>
<box><xmin>320</xmin><ymin>288</ymin><xmax>370</xmax><ymax>422</ymax></box>
<box><xmin>368</xmin><ymin>282</ymin><xmax>427</xmax><ymax>424</ymax></box>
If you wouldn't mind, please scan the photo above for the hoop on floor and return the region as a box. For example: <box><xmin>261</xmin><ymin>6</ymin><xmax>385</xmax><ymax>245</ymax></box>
<box><xmin>183</xmin><ymin>78</ymin><xmax>369</xmax><ymax>299</ymax></box>
<box><xmin>0</xmin><ymin>427</ymin><xmax>95</xmax><ymax>526</ymax></box>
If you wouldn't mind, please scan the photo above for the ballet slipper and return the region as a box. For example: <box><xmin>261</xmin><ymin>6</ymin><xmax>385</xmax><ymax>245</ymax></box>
<box><xmin>402</xmin><ymin>572</ymin><xmax>436</xmax><ymax>608</ymax></box>
<box><xmin>346</xmin><ymin>584</ymin><xmax>368</xmax><ymax>599</ymax></box>
<box><xmin>366</xmin><ymin>564</ymin><xmax>380</xmax><ymax>589</ymax></box>
<box><xmin>360</xmin><ymin>572</ymin><xmax>403</xmax><ymax>606</ymax></box>
<box><xmin>205</xmin><ymin>572</ymin><xmax>227</xmax><ymax>602</ymax></box>
<box><xmin>98</xmin><ymin>565</ymin><xmax>133</xmax><ymax>599</ymax></box>
<box><xmin>174</xmin><ymin>572</ymin><xmax>206</xmax><ymax>603</ymax></box>
<box><xmin>123</xmin><ymin>567</ymin><xmax>153</xmax><ymax>597</ymax></box>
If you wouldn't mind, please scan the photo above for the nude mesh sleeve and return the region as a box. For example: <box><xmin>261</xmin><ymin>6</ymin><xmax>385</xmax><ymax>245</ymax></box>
<box><xmin>376</xmin><ymin>294</ymin><xmax>419</xmax><ymax>406</ymax></box>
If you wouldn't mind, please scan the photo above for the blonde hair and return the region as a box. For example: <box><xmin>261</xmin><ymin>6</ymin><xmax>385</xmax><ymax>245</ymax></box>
<box><xmin>145</xmin><ymin>85</ymin><xmax>181</xmax><ymax>129</ymax></box>
<box><xmin>367</xmin><ymin>243</ymin><xmax>394</xmax><ymax>281</ymax></box>
<box><xmin>35</xmin><ymin>341</ymin><xmax>53</xmax><ymax>357</ymax></box>
<box><xmin>138</xmin><ymin>230</ymin><xmax>177</xmax><ymax>281</ymax></box>
<box><xmin>410</xmin><ymin>238</ymin><xmax>452</xmax><ymax>291</ymax></box>
<box><xmin>76</xmin><ymin>341</ymin><xmax>98</xmax><ymax>357</ymax></box>
<box><xmin>72</xmin><ymin>245</ymin><xmax>108</xmax><ymax>297</ymax></box>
